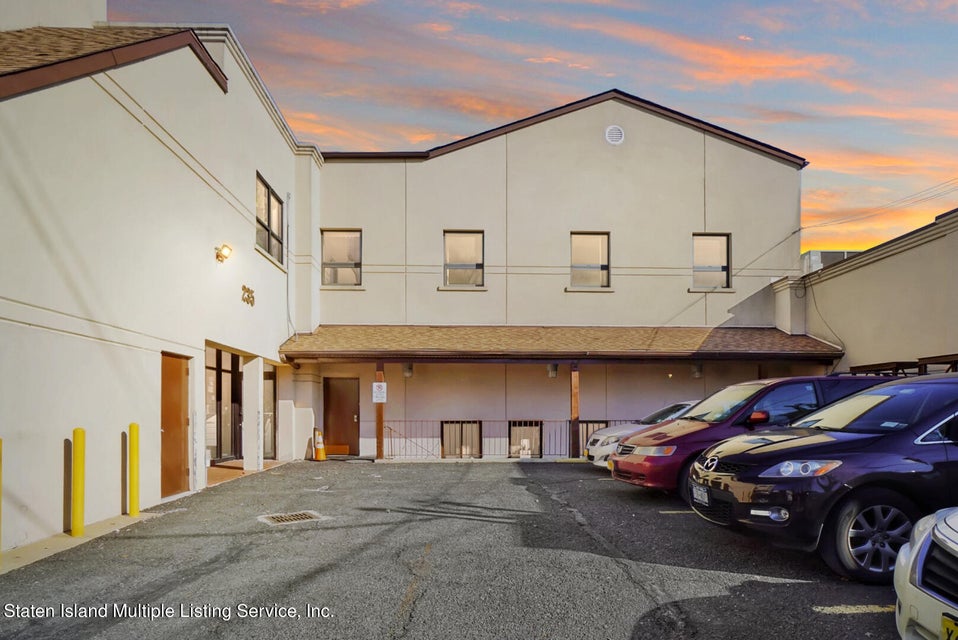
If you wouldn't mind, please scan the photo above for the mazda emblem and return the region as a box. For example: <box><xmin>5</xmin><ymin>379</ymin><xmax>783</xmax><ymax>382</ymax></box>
<box><xmin>703</xmin><ymin>456</ymin><xmax>719</xmax><ymax>471</ymax></box>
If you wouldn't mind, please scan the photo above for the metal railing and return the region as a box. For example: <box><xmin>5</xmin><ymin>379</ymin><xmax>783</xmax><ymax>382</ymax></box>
<box><xmin>382</xmin><ymin>419</ymin><xmax>642</xmax><ymax>460</ymax></box>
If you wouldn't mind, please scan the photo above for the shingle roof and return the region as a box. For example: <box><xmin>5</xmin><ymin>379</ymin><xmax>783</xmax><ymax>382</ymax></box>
<box><xmin>279</xmin><ymin>325</ymin><xmax>841</xmax><ymax>363</ymax></box>
<box><xmin>0</xmin><ymin>26</ymin><xmax>227</xmax><ymax>100</ymax></box>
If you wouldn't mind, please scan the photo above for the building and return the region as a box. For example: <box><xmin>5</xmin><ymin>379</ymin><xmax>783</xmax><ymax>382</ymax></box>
<box><xmin>796</xmin><ymin>208</ymin><xmax>958</xmax><ymax>374</ymax></box>
<box><xmin>1</xmin><ymin>0</ymin><xmax>854</xmax><ymax>552</ymax></box>
<box><xmin>0</xmin><ymin>1</ymin><xmax>322</xmax><ymax>550</ymax></box>
<box><xmin>280</xmin><ymin>89</ymin><xmax>839</xmax><ymax>461</ymax></box>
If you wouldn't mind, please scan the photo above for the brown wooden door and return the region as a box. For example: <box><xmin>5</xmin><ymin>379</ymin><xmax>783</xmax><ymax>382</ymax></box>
<box><xmin>161</xmin><ymin>353</ymin><xmax>190</xmax><ymax>496</ymax></box>
<box><xmin>323</xmin><ymin>378</ymin><xmax>359</xmax><ymax>455</ymax></box>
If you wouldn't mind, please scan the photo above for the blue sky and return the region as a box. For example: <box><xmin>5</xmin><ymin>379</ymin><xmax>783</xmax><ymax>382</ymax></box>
<box><xmin>109</xmin><ymin>0</ymin><xmax>958</xmax><ymax>251</ymax></box>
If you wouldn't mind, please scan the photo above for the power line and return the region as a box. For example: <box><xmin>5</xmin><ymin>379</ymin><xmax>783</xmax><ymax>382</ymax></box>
<box><xmin>802</xmin><ymin>177</ymin><xmax>958</xmax><ymax>230</ymax></box>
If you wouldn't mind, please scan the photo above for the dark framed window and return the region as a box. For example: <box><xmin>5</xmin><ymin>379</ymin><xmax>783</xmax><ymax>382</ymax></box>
<box><xmin>571</xmin><ymin>232</ymin><xmax>610</xmax><ymax>287</ymax></box>
<box><xmin>321</xmin><ymin>229</ymin><xmax>362</xmax><ymax>285</ymax></box>
<box><xmin>441</xmin><ymin>420</ymin><xmax>482</xmax><ymax>459</ymax></box>
<box><xmin>256</xmin><ymin>174</ymin><xmax>284</xmax><ymax>264</ymax></box>
<box><xmin>444</xmin><ymin>231</ymin><xmax>483</xmax><ymax>286</ymax></box>
<box><xmin>509</xmin><ymin>420</ymin><xmax>542</xmax><ymax>458</ymax></box>
<box><xmin>692</xmin><ymin>233</ymin><xmax>730</xmax><ymax>288</ymax></box>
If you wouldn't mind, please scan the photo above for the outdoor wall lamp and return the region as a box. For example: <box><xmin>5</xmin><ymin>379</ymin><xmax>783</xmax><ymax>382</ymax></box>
<box><xmin>403</xmin><ymin>363</ymin><xmax>414</xmax><ymax>378</ymax></box>
<box><xmin>691</xmin><ymin>363</ymin><xmax>703</xmax><ymax>379</ymax></box>
<box><xmin>215</xmin><ymin>244</ymin><xmax>233</xmax><ymax>262</ymax></box>
<box><xmin>547</xmin><ymin>363</ymin><xmax>558</xmax><ymax>378</ymax></box>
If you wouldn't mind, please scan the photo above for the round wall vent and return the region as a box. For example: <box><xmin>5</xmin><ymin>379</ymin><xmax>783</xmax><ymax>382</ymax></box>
<box><xmin>605</xmin><ymin>125</ymin><xmax>625</xmax><ymax>145</ymax></box>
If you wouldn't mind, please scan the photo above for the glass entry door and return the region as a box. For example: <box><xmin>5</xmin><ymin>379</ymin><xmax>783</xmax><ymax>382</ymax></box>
<box><xmin>205</xmin><ymin>347</ymin><xmax>243</xmax><ymax>463</ymax></box>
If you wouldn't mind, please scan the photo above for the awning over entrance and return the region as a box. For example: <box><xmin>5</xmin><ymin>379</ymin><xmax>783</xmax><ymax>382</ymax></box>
<box><xmin>279</xmin><ymin>325</ymin><xmax>842</xmax><ymax>365</ymax></box>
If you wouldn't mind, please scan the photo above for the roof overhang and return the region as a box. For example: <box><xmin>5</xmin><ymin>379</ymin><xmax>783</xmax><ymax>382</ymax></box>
<box><xmin>280</xmin><ymin>325</ymin><xmax>842</xmax><ymax>366</ymax></box>
<box><xmin>322</xmin><ymin>89</ymin><xmax>808</xmax><ymax>169</ymax></box>
<box><xmin>0</xmin><ymin>27</ymin><xmax>228</xmax><ymax>101</ymax></box>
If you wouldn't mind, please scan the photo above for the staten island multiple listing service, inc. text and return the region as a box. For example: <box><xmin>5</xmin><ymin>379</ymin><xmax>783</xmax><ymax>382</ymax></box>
<box><xmin>3</xmin><ymin>602</ymin><xmax>334</xmax><ymax>622</ymax></box>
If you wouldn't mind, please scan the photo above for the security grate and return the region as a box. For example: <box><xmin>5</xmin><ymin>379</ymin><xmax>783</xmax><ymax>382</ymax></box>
<box><xmin>258</xmin><ymin>511</ymin><xmax>325</xmax><ymax>526</ymax></box>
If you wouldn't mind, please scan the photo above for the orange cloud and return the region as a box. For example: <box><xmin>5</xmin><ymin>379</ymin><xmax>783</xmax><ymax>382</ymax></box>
<box><xmin>801</xmin><ymin>177</ymin><xmax>958</xmax><ymax>251</ymax></box>
<box><xmin>806</xmin><ymin>146</ymin><xmax>958</xmax><ymax>180</ymax></box>
<box><xmin>285</xmin><ymin>109</ymin><xmax>449</xmax><ymax>151</ymax></box>
<box><xmin>554</xmin><ymin>17</ymin><xmax>857</xmax><ymax>91</ymax></box>
<box><xmin>419</xmin><ymin>22</ymin><xmax>455</xmax><ymax>34</ymax></box>
<box><xmin>817</xmin><ymin>103</ymin><xmax>958</xmax><ymax>138</ymax></box>
<box><xmin>268</xmin><ymin>0</ymin><xmax>375</xmax><ymax>11</ymax></box>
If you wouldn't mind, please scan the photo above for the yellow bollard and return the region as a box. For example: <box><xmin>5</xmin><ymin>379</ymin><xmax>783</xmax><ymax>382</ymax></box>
<box><xmin>129</xmin><ymin>423</ymin><xmax>140</xmax><ymax>517</ymax></box>
<box><xmin>71</xmin><ymin>428</ymin><xmax>85</xmax><ymax>537</ymax></box>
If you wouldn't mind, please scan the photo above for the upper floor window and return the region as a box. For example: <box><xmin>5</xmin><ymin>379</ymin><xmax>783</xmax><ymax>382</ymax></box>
<box><xmin>692</xmin><ymin>233</ymin><xmax>730</xmax><ymax>289</ymax></box>
<box><xmin>256</xmin><ymin>175</ymin><xmax>283</xmax><ymax>264</ymax></box>
<box><xmin>321</xmin><ymin>229</ymin><xmax>362</xmax><ymax>285</ymax></box>
<box><xmin>570</xmin><ymin>232</ymin><xmax>610</xmax><ymax>287</ymax></box>
<box><xmin>444</xmin><ymin>231</ymin><xmax>484</xmax><ymax>286</ymax></box>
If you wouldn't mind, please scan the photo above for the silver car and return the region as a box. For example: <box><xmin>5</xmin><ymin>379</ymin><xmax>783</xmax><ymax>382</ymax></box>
<box><xmin>894</xmin><ymin>506</ymin><xmax>958</xmax><ymax>640</ymax></box>
<box><xmin>584</xmin><ymin>401</ymin><xmax>696</xmax><ymax>469</ymax></box>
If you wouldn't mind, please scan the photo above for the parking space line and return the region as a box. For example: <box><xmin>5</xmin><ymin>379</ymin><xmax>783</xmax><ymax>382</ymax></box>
<box><xmin>811</xmin><ymin>605</ymin><xmax>896</xmax><ymax>615</ymax></box>
<box><xmin>659</xmin><ymin>509</ymin><xmax>695</xmax><ymax>514</ymax></box>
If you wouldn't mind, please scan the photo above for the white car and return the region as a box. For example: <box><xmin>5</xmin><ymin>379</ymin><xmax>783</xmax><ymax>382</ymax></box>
<box><xmin>584</xmin><ymin>401</ymin><xmax>696</xmax><ymax>469</ymax></box>
<box><xmin>894</xmin><ymin>506</ymin><xmax>958</xmax><ymax>640</ymax></box>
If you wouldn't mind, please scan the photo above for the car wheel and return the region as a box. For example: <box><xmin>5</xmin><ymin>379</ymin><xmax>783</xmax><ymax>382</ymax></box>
<box><xmin>678</xmin><ymin>458</ymin><xmax>696</xmax><ymax>505</ymax></box>
<box><xmin>820</xmin><ymin>488</ymin><xmax>919</xmax><ymax>584</ymax></box>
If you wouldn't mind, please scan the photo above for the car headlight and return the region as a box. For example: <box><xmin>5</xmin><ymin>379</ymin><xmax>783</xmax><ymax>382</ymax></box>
<box><xmin>599</xmin><ymin>436</ymin><xmax>621</xmax><ymax>447</ymax></box>
<box><xmin>908</xmin><ymin>512</ymin><xmax>936</xmax><ymax>549</ymax></box>
<box><xmin>631</xmin><ymin>446</ymin><xmax>677</xmax><ymax>456</ymax></box>
<box><xmin>907</xmin><ymin>512</ymin><xmax>942</xmax><ymax>586</ymax></box>
<box><xmin>758</xmin><ymin>460</ymin><xmax>841</xmax><ymax>478</ymax></box>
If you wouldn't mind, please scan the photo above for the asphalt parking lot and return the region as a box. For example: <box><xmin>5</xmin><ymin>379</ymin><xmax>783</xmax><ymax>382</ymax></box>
<box><xmin>0</xmin><ymin>460</ymin><xmax>899</xmax><ymax>639</ymax></box>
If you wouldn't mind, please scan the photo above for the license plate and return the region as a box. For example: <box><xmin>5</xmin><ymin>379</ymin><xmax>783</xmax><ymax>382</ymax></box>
<box><xmin>692</xmin><ymin>483</ymin><xmax>709</xmax><ymax>506</ymax></box>
<box><xmin>942</xmin><ymin>612</ymin><xmax>958</xmax><ymax>640</ymax></box>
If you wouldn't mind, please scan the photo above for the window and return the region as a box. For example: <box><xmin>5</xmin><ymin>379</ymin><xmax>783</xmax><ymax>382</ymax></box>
<box><xmin>322</xmin><ymin>230</ymin><xmax>362</xmax><ymax>285</ymax></box>
<box><xmin>444</xmin><ymin>231</ymin><xmax>483</xmax><ymax>286</ymax></box>
<box><xmin>509</xmin><ymin>420</ymin><xmax>543</xmax><ymax>458</ymax></box>
<box><xmin>692</xmin><ymin>234</ymin><xmax>730</xmax><ymax>288</ymax></box>
<box><xmin>752</xmin><ymin>383</ymin><xmax>818</xmax><ymax>425</ymax></box>
<box><xmin>441</xmin><ymin>421</ymin><xmax>482</xmax><ymax>459</ymax></box>
<box><xmin>571</xmin><ymin>232</ymin><xmax>610</xmax><ymax>287</ymax></box>
<box><xmin>256</xmin><ymin>174</ymin><xmax>284</xmax><ymax>264</ymax></box>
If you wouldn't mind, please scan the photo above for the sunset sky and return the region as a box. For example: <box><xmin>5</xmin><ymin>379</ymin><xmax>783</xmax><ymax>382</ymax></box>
<box><xmin>109</xmin><ymin>0</ymin><xmax>958</xmax><ymax>252</ymax></box>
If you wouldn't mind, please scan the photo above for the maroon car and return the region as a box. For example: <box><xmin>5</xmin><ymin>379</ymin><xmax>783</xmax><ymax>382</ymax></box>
<box><xmin>609</xmin><ymin>375</ymin><xmax>891</xmax><ymax>502</ymax></box>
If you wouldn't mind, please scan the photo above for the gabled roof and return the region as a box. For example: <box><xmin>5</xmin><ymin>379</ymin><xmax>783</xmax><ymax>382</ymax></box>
<box><xmin>0</xmin><ymin>26</ymin><xmax>228</xmax><ymax>101</ymax></box>
<box><xmin>323</xmin><ymin>89</ymin><xmax>808</xmax><ymax>169</ymax></box>
<box><xmin>279</xmin><ymin>325</ymin><xmax>840</xmax><ymax>364</ymax></box>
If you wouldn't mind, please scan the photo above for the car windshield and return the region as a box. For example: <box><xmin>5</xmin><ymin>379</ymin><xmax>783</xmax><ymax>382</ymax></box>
<box><xmin>682</xmin><ymin>383</ymin><xmax>766</xmax><ymax>423</ymax></box>
<box><xmin>637</xmin><ymin>402</ymin><xmax>692</xmax><ymax>424</ymax></box>
<box><xmin>793</xmin><ymin>383</ymin><xmax>958</xmax><ymax>433</ymax></box>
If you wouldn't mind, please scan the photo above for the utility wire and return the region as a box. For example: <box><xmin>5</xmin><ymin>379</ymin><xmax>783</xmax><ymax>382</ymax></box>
<box><xmin>802</xmin><ymin>177</ymin><xmax>958</xmax><ymax>230</ymax></box>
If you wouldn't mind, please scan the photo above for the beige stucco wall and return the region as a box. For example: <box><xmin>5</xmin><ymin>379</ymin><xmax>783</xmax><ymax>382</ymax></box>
<box><xmin>0</xmin><ymin>40</ymin><xmax>318</xmax><ymax>549</ymax></box>
<box><xmin>803</xmin><ymin>215</ymin><xmax>958</xmax><ymax>369</ymax></box>
<box><xmin>304</xmin><ymin>359</ymin><xmax>823</xmax><ymax>459</ymax></box>
<box><xmin>319</xmin><ymin>98</ymin><xmax>802</xmax><ymax>328</ymax></box>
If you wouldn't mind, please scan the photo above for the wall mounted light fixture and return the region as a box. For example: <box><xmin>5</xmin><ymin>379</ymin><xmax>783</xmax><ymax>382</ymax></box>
<box><xmin>403</xmin><ymin>363</ymin><xmax>414</xmax><ymax>378</ymax></box>
<box><xmin>215</xmin><ymin>244</ymin><xmax>233</xmax><ymax>262</ymax></box>
<box><xmin>691</xmin><ymin>363</ymin><xmax>703</xmax><ymax>379</ymax></box>
<box><xmin>547</xmin><ymin>363</ymin><xmax>558</xmax><ymax>378</ymax></box>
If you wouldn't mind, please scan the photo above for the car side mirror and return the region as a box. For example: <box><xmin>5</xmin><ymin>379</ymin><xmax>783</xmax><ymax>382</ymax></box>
<box><xmin>746</xmin><ymin>410</ymin><xmax>770</xmax><ymax>427</ymax></box>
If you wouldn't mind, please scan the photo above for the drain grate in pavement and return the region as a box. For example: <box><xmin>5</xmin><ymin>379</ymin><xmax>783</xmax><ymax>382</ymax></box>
<box><xmin>258</xmin><ymin>510</ymin><xmax>326</xmax><ymax>526</ymax></box>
